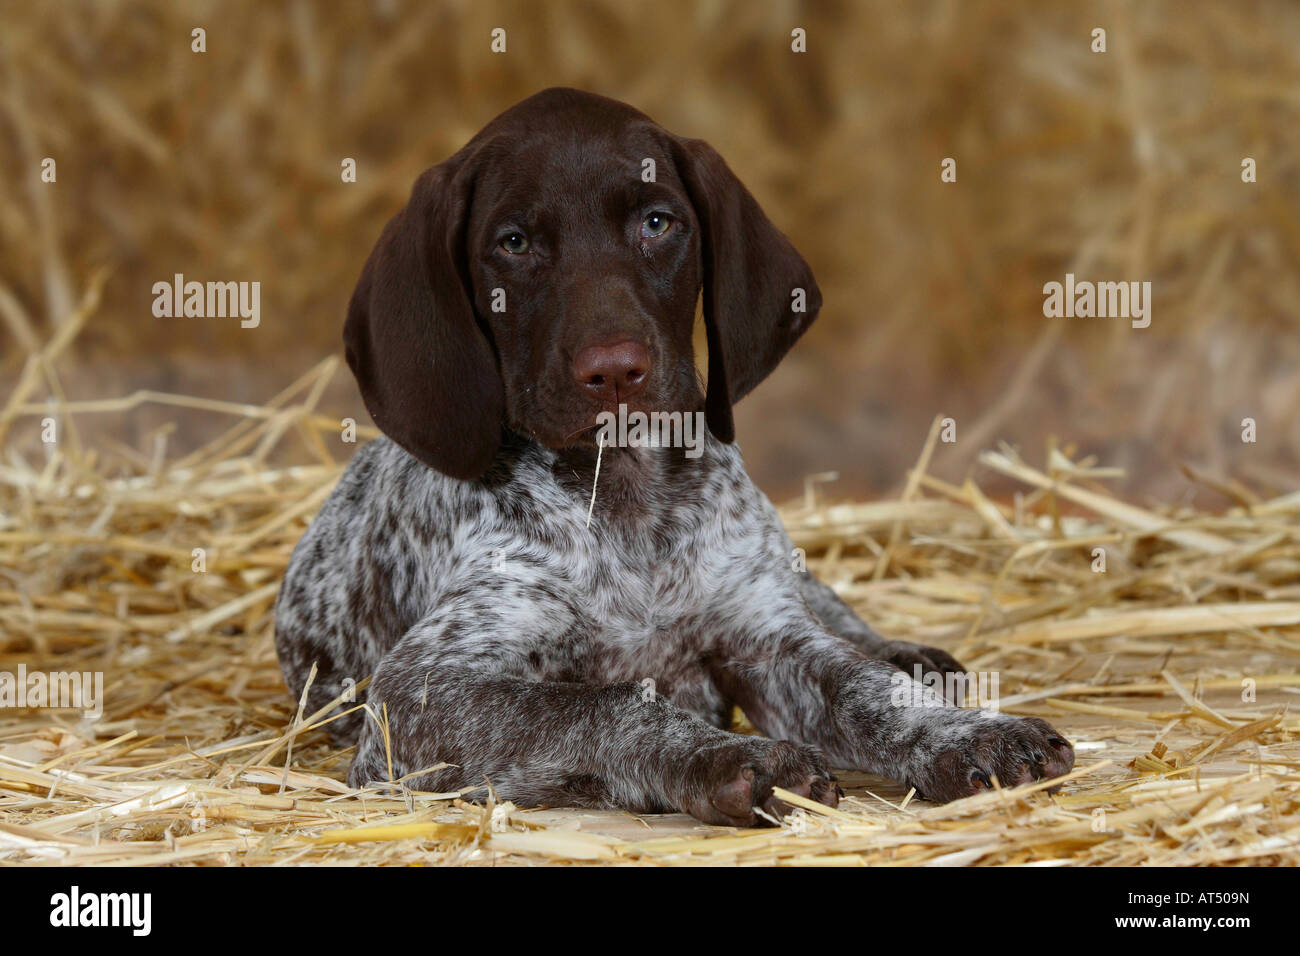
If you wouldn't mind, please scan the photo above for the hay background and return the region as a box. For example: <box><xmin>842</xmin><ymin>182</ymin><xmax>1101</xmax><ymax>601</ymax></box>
<box><xmin>1</xmin><ymin>1</ymin><xmax>1299</xmax><ymax>865</ymax></box>
<box><xmin>1</xmin><ymin>0</ymin><xmax>1298</xmax><ymax>499</ymax></box>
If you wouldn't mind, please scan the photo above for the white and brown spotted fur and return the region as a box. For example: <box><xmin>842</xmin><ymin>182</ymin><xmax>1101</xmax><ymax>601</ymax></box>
<box><xmin>275</xmin><ymin>88</ymin><xmax>1073</xmax><ymax>825</ymax></box>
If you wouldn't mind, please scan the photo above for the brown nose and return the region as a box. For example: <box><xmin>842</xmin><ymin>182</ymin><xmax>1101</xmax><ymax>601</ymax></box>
<box><xmin>572</xmin><ymin>340</ymin><xmax>651</xmax><ymax>402</ymax></box>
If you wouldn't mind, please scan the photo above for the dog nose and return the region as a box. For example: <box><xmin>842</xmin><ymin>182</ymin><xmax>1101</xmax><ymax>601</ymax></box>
<box><xmin>573</xmin><ymin>340</ymin><xmax>651</xmax><ymax>401</ymax></box>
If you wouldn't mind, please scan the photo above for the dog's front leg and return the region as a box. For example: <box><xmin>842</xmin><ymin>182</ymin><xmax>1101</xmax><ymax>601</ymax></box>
<box><xmin>796</xmin><ymin>571</ymin><xmax>967</xmax><ymax>679</ymax></box>
<box><xmin>348</xmin><ymin>614</ymin><xmax>839</xmax><ymax>825</ymax></box>
<box><xmin>710</xmin><ymin>612</ymin><xmax>1075</xmax><ymax>802</ymax></box>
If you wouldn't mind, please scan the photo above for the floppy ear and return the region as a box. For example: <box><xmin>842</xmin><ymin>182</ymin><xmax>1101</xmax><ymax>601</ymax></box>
<box><xmin>343</xmin><ymin>159</ymin><xmax>504</xmax><ymax>480</ymax></box>
<box><xmin>672</xmin><ymin>137</ymin><xmax>822</xmax><ymax>443</ymax></box>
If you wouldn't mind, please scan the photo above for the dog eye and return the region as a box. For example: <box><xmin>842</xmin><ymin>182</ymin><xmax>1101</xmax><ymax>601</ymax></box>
<box><xmin>500</xmin><ymin>233</ymin><xmax>530</xmax><ymax>255</ymax></box>
<box><xmin>640</xmin><ymin>213</ymin><xmax>672</xmax><ymax>238</ymax></box>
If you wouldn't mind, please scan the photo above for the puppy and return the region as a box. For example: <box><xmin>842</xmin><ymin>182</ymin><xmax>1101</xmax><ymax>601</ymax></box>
<box><xmin>274</xmin><ymin>88</ymin><xmax>1073</xmax><ymax>825</ymax></box>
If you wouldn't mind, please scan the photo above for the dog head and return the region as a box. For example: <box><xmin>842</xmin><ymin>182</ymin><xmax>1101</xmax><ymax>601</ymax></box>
<box><xmin>344</xmin><ymin>87</ymin><xmax>821</xmax><ymax>479</ymax></box>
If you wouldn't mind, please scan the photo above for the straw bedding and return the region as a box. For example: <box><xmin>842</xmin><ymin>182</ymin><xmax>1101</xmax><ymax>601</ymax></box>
<box><xmin>1</xmin><ymin>343</ymin><xmax>1298</xmax><ymax>866</ymax></box>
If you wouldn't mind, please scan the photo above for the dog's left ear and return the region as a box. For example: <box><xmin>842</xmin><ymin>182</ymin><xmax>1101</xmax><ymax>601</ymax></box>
<box><xmin>343</xmin><ymin>157</ymin><xmax>505</xmax><ymax>480</ymax></box>
<box><xmin>671</xmin><ymin>136</ymin><xmax>822</xmax><ymax>443</ymax></box>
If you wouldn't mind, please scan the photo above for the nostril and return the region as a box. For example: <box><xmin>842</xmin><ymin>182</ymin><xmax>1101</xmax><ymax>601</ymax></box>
<box><xmin>573</xmin><ymin>340</ymin><xmax>653</xmax><ymax>398</ymax></box>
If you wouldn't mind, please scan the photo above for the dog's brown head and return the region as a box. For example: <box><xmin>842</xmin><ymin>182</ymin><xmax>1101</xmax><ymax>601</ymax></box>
<box><xmin>344</xmin><ymin>87</ymin><xmax>821</xmax><ymax>480</ymax></box>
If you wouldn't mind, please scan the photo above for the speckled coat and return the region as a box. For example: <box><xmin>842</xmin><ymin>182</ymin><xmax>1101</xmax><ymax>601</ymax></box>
<box><xmin>276</xmin><ymin>431</ymin><xmax>1072</xmax><ymax>824</ymax></box>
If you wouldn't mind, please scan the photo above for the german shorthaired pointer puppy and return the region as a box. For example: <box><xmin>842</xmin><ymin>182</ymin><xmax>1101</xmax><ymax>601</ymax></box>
<box><xmin>275</xmin><ymin>88</ymin><xmax>1073</xmax><ymax>825</ymax></box>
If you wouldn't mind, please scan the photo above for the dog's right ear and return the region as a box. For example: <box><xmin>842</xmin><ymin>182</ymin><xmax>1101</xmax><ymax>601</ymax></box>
<box><xmin>343</xmin><ymin>159</ymin><xmax>504</xmax><ymax>480</ymax></box>
<box><xmin>669</xmin><ymin>136</ymin><xmax>821</xmax><ymax>445</ymax></box>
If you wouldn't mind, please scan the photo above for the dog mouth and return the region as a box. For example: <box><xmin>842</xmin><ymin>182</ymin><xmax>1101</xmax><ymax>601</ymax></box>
<box><xmin>547</xmin><ymin>399</ymin><xmax>710</xmax><ymax>457</ymax></box>
<box><xmin>512</xmin><ymin>412</ymin><xmax>606</xmax><ymax>451</ymax></box>
<box><xmin>527</xmin><ymin>405</ymin><xmax>653</xmax><ymax>451</ymax></box>
<box><xmin>517</xmin><ymin>379</ymin><xmax>706</xmax><ymax>452</ymax></box>
<box><xmin>557</xmin><ymin>420</ymin><xmax>605</xmax><ymax>447</ymax></box>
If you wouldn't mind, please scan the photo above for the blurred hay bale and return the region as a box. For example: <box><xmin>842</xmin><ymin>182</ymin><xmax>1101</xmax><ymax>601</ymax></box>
<box><xmin>0</xmin><ymin>0</ymin><xmax>1297</xmax><ymax>500</ymax></box>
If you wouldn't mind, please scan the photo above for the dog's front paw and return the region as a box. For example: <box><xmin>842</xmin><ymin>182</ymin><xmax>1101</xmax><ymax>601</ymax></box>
<box><xmin>679</xmin><ymin>738</ymin><xmax>840</xmax><ymax>827</ymax></box>
<box><xmin>905</xmin><ymin>714</ymin><xmax>1074</xmax><ymax>802</ymax></box>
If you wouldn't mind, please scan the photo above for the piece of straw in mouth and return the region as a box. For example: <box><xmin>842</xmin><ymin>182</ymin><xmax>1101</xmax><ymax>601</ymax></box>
<box><xmin>585</xmin><ymin>433</ymin><xmax>604</xmax><ymax>529</ymax></box>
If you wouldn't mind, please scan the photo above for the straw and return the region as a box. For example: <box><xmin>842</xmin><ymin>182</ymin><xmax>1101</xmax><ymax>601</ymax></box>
<box><xmin>2</xmin><ymin>314</ymin><xmax>1298</xmax><ymax>865</ymax></box>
